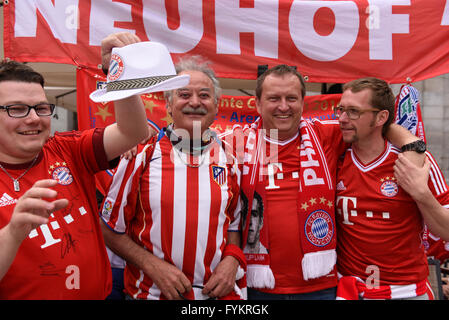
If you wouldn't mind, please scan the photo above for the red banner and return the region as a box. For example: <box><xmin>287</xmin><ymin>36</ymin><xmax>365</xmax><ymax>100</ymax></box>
<box><xmin>4</xmin><ymin>0</ymin><xmax>449</xmax><ymax>83</ymax></box>
<box><xmin>76</xmin><ymin>67</ymin><xmax>340</xmax><ymax>132</ymax></box>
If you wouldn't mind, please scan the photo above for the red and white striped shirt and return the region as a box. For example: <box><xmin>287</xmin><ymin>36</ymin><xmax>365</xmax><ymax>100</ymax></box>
<box><xmin>336</xmin><ymin>142</ymin><xmax>449</xmax><ymax>298</ymax></box>
<box><xmin>101</xmin><ymin>133</ymin><xmax>240</xmax><ymax>300</ymax></box>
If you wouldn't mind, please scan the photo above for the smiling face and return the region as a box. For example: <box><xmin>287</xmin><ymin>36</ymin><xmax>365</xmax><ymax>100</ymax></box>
<box><xmin>338</xmin><ymin>88</ymin><xmax>382</xmax><ymax>144</ymax></box>
<box><xmin>0</xmin><ymin>81</ymin><xmax>51</xmax><ymax>163</ymax></box>
<box><xmin>256</xmin><ymin>73</ymin><xmax>304</xmax><ymax>141</ymax></box>
<box><xmin>166</xmin><ymin>70</ymin><xmax>218</xmax><ymax>139</ymax></box>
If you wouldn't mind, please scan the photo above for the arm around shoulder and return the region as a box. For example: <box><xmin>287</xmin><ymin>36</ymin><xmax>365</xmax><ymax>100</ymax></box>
<box><xmin>394</xmin><ymin>154</ymin><xmax>449</xmax><ymax>240</ymax></box>
<box><xmin>386</xmin><ymin>124</ymin><xmax>426</xmax><ymax>167</ymax></box>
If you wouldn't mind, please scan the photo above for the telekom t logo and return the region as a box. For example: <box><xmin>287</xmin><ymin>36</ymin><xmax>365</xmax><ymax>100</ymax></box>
<box><xmin>336</xmin><ymin>196</ymin><xmax>391</xmax><ymax>225</ymax></box>
<box><xmin>28</xmin><ymin>206</ymin><xmax>87</xmax><ymax>249</ymax></box>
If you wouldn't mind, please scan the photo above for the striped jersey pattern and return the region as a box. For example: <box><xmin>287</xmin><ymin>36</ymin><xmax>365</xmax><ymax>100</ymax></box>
<box><xmin>102</xmin><ymin>135</ymin><xmax>240</xmax><ymax>300</ymax></box>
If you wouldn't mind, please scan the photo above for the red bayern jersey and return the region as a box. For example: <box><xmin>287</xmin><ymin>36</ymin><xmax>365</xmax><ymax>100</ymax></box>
<box><xmin>250</xmin><ymin>119</ymin><xmax>345</xmax><ymax>294</ymax></box>
<box><xmin>101</xmin><ymin>133</ymin><xmax>240</xmax><ymax>300</ymax></box>
<box><xmin>336</xmin><ymin>141</ymin><xmax>449</xmax><ymax>285</ymax></box>
<box><xmin>0</xmin><ymin>128</ymin><xmax>112</xmax><ymax>299</ymax></box>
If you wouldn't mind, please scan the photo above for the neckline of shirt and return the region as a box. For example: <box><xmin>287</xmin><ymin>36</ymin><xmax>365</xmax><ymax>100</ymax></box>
<box><xmin>263</xmin><ymin>131</ymin><xmax>299</xmax><ymax>146</ymax></box>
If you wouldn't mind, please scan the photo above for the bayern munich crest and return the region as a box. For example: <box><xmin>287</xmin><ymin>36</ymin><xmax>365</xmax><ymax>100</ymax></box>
<box><xmin>52</xmin><ymin>166</ymin><xmax>73</xmax><ymax>186</ymax></box>
<box><xmin>380</xmin><ymin>180</ymin><xmax>398</xmax><ymax>197</ymax></box>
<box><xmin>305</xmin><ymin>210</ymin><xmax>334</xmax><ymax>247</ymax></box>
<box><xmin>108</xmin><ymin>53</ymin><xmax>124</xmax><ymax>81</ymax></box>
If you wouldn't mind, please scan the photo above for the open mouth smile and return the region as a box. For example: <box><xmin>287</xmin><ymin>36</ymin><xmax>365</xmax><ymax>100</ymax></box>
<box><xmin>19</xmin><ymin>130</ymin><xmax>41</xmax><ymax>135</ymax></box>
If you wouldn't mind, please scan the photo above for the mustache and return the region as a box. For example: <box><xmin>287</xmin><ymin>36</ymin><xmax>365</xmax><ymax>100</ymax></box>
<box><xmin>181</xmin><ymin>106</ymin><xmax>208</xmax><ymax>115</ymax></box>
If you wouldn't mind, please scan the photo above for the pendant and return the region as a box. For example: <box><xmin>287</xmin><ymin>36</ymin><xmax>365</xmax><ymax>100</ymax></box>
<box><xmin>13</xmin><ymin>180</ymin><xmax>20</xmax><ymax>192</ymax></box>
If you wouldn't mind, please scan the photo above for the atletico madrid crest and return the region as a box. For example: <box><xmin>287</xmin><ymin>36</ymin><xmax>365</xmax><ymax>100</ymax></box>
<box><xmin>211</xmin><ymin>165</ymin><xmax>226</xmax><ymax>186</ymax></box>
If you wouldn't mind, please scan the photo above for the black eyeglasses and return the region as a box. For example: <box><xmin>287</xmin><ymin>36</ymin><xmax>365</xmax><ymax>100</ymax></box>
<box><xmin>0</xmin><ymin>103</ymin><xmax>55</xmax><ymax>118</ymax></box>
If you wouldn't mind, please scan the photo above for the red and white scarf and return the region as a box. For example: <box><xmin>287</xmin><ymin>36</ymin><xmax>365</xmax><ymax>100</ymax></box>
<box><xmin>241</xmin><ymin>118</ymin><xmax>337</xmax><ymax>288</ymax></box>
<box><xmin>336</xmin><ymin>274</ymin><xmax>434</xmax><ymax>300</ymax></box>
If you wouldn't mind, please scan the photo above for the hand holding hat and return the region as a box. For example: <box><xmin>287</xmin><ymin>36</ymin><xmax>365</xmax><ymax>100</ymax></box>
<box><xmin>101</xmin><ymin>32</ymin><xmax>141</xmax><ymax>71</ymax></box>
<box><xmin>90</xmin><ymin>37</ymin><xmax>190</xmax><ymax>102</ymax></box>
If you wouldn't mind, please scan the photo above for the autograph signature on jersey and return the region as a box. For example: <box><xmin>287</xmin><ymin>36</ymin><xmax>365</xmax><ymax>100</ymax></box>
<box><xmin>39</xmin><ymin>261</ymin><xmax>65</xmax><ymax>276</ymax></box>
<box><xmin>60</xmin><ymin>232</ymin><xmax>77</xmax><ymax>259</ymax></box>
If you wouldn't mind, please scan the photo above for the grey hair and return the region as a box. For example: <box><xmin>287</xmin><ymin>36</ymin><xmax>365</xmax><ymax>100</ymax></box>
<box><xmin>164</xmin><ymin>55</ymin><xmax>222</xmax><ymax>104</ymax></box>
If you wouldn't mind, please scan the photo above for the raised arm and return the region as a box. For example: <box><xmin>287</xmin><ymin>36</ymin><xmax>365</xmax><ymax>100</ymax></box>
<box><xmin>103</xmin><ymin>95</ymin><xmax>149</xmax><ymax>161</ymax></box>
<box><xmin>101</xmin><ymin>32</ymin><xmax>160</xmax><ymax>160</ymax></box>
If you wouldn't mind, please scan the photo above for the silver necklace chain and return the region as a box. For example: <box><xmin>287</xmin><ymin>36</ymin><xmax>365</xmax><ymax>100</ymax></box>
<box><xmin>0</xmin><ymin>156</ymin><xmax>39</xmax><ymax>192</ymax></box>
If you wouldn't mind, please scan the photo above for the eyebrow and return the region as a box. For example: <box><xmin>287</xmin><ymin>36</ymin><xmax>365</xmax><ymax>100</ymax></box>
<box><xmin>337</xmin><ymin>104</ymin><xmax>360</xmax><ymax>109</ymax></box>
<box><xmin>2</xmin><ymin>101</ymin><xmax>49</xmax><ymax>106</ymax></box>
<box><xmin>176</xmin><ymin>88</ymin><xmax>212</xmax><ymax>94</ymax></box>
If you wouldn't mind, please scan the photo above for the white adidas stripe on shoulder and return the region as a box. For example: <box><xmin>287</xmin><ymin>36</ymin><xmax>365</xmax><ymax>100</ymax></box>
<box><xmin>426</xmin><ymin>151</ymin><xmax>448</xmax><ymax>195</ymax></box>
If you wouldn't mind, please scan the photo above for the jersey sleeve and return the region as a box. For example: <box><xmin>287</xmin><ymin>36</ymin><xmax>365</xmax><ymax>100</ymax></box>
<box><xmin>51</xmin><ymin>128</ymin><xmax>112</xmax><ymax>174</ymax></box>
<box><xmin>308</xmin><ymin>119</ymin><xmax>348</xmax><ymax>180</ymax></box>
<box><xmin>100</xmin><ymin>138</ymin><xmax>156</xmax><ymax>233</ymax></box>
<box><xmin>309</xmin><ymin>119</ymin><xmax>347</xmax><ymax>156</ymax></box>
<box><xmin>426</xmin><ymin>151</ymin><xmax>449</xmax><ymax>206</ymax></box>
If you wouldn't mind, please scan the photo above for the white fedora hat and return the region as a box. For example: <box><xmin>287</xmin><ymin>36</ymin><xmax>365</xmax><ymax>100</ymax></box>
<box><xmin>90</xmin><ymin>41</ymin><xmax>190</xmax><ymax>102</ymax></box>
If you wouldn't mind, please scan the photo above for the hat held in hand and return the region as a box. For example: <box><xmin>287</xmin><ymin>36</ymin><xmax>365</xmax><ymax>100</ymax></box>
<box><xmin>90</xmin><ymin>41</ymin><xmax>190</xmax><ymax>102</ymax></box>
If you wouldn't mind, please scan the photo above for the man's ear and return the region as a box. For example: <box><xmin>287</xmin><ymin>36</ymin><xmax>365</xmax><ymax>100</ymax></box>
<box><xmin>377</xmin><ymin>110</ymin><xmax>389</xmax><ymax>127</ymax></box>
<box><xmin>255</xmin><ymin>97</ymin><xmax>262</xmax><ymax>115</ymax></box>
<box><xmin>166</xmin><ymin>102</ymin><xmax>172</xmax><ymax>117</ymax></box>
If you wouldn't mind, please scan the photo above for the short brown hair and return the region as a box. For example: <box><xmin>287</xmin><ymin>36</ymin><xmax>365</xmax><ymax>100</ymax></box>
<box><xmin>255</xmin><ymin>64</ymin><xmax>306</xmax><ymax>100</ymax></box>
<box><xmin>0</xmin><ymin>60</ymin><xmax>44</xmax><ymax>87</ymax></box>
<box><xmin>343</xmin><ymin>77</ymin><xmax>395</xmax><ymax>135</ymax></box>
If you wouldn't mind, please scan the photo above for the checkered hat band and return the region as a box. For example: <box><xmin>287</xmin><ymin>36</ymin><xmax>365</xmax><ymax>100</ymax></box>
<box><xmin>106</xmin><ymin>75</ymin><xmax>176</xmax><ymax>92</ymax></box>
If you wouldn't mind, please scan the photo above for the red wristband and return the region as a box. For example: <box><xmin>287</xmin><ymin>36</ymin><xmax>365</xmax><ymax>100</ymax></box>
<box><xmin>223</xmin><ymin>244</ymin><xmax>246</xmax><ymax>270</ymax></box>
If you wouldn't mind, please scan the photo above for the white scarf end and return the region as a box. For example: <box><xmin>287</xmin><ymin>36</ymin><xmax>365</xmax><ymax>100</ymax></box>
<box><xmin>302</xmin><ymin>249</ymin><xmax>337</xmax><ymax>281</ymax></box>
<box><xmin>246</xmin><ymin>265</ymin><xmax>275</xmax><ymax>289</ymax></box>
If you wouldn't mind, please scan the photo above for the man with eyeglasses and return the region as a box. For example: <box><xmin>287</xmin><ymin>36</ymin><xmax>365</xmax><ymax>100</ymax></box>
<box><xmin>0</xmin><ymin>103</ymin><xmax>56</xmax><ymax>118</ymax></box>
<box><xmin>334</xmin><ymin>77</ymin><xmax>449</xmax><ymax>300</ymax></box>
<box><xmin>0</xmin><ymin>54</ymin><xmax>150</xmax><ymax>298</ymax></box>
<box><xmin>239</xmin><ymin>66</ymin><xmax>423</xmax><ymax>300</ymax></box>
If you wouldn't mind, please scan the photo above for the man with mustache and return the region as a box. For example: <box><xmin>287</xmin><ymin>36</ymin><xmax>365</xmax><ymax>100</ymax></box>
<box><xmin>100</xmin><ymin>52</ymin><xmax>245</xmax><ymax>300</ymax></box>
